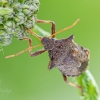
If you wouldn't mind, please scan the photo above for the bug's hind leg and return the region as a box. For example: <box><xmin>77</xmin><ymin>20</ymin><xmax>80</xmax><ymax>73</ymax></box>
<box><xmin>62</xmin><ymin>74</ymin><xmax>84</xmax><ymax>96</ymax></box>
<box><xmin>36</xmin><ymin>19</ymin><xmax>56</xmax><ymax>38</ymax></box>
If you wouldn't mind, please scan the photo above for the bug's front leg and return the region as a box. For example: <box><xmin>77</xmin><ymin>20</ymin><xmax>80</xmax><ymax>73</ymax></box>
<box><xmin>36</xmin><ymin>19</ymin><xmax>56</xmax><ymax>38</ymax></box>
<box><xmin>30</xmin><ymin>49</ymin><xmax>46</xmax><ymax>57</ymax></box>
<box><xmin>62</xmin><ymin>74</ymin><xmax>84</xmax><ymax>96</ymax></box>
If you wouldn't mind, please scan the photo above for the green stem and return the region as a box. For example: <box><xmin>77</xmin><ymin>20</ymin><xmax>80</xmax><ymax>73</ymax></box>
<box><xmin>76</xmin><ymin>70</ymin><xmax>100</xmax><ymax>100</ymax></box>
<box><xmin>34</xmin><ymin>25</ymin><xmax>100</xmax><ymax>100</ymax></box>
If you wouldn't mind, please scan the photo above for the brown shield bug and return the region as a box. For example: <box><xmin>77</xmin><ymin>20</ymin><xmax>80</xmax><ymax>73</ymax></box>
<box><xmin>6</xmin><ymin>19</ymin><xmax>90</xmax><ymax>96</ymax></box>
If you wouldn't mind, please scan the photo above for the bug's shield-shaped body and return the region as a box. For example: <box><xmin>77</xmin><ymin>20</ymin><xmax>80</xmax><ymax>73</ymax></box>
<box><xmin>41</xmin><ymin>35</ymin><xmax>89</xmax><ymax>77</ymax></box>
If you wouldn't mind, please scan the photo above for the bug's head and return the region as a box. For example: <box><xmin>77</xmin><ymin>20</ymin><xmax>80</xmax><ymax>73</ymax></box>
<box><xmin>41</xmin><ymin>37</ymin><xmax>55</xmax><ymax>50</ymax></box>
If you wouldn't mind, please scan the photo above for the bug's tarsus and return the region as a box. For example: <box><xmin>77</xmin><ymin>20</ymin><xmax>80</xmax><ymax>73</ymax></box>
<box><xmin>62</xmin><ymin>74</ymin><xmax>84</xmax><ymax>96</ymax></box>
<box><xmin>36</xmin><ymin>19</ymin><xmax>56</xmax><ymax>38</ymax></box>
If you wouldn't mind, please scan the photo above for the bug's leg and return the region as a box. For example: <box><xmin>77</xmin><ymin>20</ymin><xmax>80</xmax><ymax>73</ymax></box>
<box><xmin>62</xmin><ymin>74</ymin><xmax>84</xmax><ymax>96</ymax></box>
<box><xmin>36</xmin><ymin>19</ymin><xmax>56</xmax><ymax>38</ymax></box>
<box><xmin>22</xmin><ymin>37</ymin><xmax>32</xmax><ymax>54</ymax></box>
<box><xmin>30</xmin><ymin>49</ymin><xmax>46</xmax><ymax>57</ymax></box>
<box><xmin>5</xmin><ymin>44</ymin><xmax>42</xmax><ymax>58</ymax></box>
<box><xmin>26</xmin><ymin>28</ymin><xmax>42</xmax><ymax>40</ymax></box>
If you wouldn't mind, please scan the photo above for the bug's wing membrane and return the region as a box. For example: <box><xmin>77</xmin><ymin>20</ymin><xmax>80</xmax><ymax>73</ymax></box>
<box><xmin>58</xmin><ymin>56</ymin><xmax>82</xmax><ymax>77</ymax></box>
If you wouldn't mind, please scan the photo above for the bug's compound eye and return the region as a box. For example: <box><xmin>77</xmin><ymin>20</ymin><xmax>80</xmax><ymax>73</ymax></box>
<box><xmin>71</xmin><ymin>48</ymin><xmax>78</xmax><ymax>57</ymax></box>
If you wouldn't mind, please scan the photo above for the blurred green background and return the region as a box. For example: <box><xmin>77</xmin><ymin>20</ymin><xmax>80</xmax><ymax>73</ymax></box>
<box><xmin>0</xmin><ymin>0</ymin><xmax>100</xmax><ymax>100</ymax></box>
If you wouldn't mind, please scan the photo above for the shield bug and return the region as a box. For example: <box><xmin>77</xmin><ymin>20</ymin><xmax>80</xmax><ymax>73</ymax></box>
<box><xmin>6</xmin><ymin>19</ymin><xmax>90</xmax><ymax>95</ymax></box>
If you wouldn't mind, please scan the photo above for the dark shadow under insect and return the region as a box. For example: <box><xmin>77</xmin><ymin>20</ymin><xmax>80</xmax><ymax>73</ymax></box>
<box><xmin>6</xmin><ymin>19</ymin><xmax>90</xmax><ymax>96</ymax></box>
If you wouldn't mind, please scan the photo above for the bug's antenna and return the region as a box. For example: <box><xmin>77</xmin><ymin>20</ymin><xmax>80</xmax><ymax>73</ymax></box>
<box><xmin>5</xmin><ymin>44</ymin><xmax>43</xmax><ymax>58</ymax></box>
<box><xmin>26</xmin><ymin>28</ymin><xmax>43</xmax><ymax>40</ymax></box>
<box><xmin>49</xmin><ymin>18</ymin><xmax>80</xmax><ymax>38</ymax></box>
